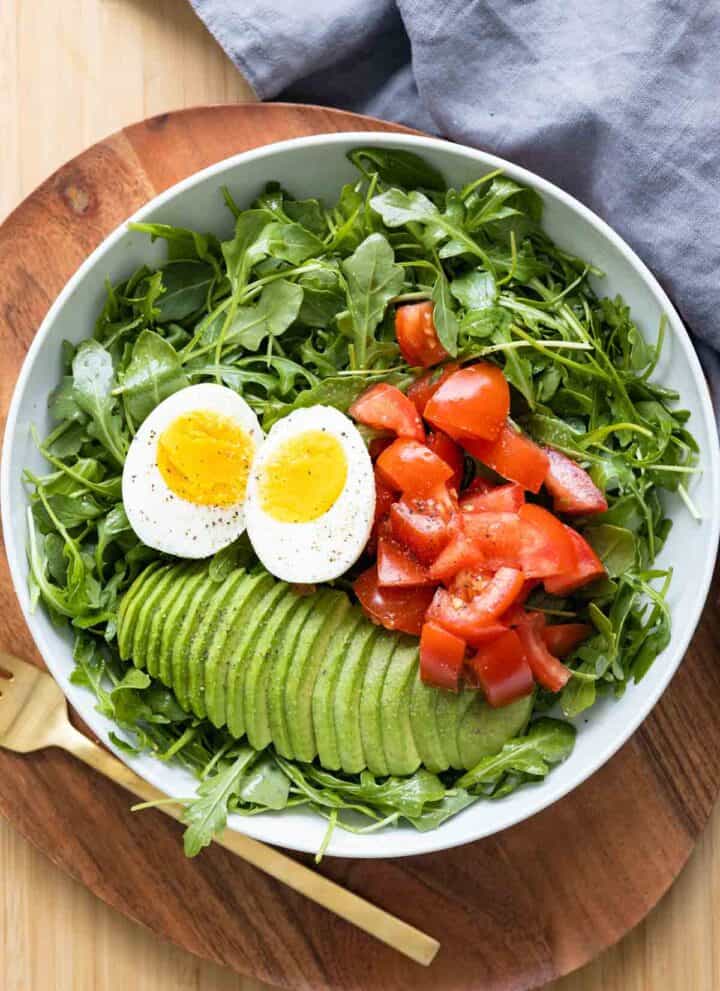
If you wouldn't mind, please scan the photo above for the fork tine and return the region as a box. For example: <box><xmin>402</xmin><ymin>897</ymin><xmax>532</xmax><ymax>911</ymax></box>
<box><xmin>0</xmin><ymin>651</ymin><xmax>46</xmax><ymax>689</ymax></box>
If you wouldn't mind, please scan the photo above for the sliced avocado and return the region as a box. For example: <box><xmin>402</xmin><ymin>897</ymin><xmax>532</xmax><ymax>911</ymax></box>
<box><xmin>285</xmin><ymin>592</ymin><xmax>350</xmax><ymax>762</ymax></box>
<box><xmin>360</xmin><ymin>634</ymin><xmax>398</xmax><ymax>776</ymax></box>
<box><xmin>458</xmin><ymin>691</ymin><xmax>535</xmax><ymax>768</ymax></box>
<box><xmin>409</xmin><ymin>673</ymin><xmax>448</xmax><ymax>773</ymax></box>
<box><xmin>150</xmin><ymin>564</ymin><xmax>203</xmax><ymax>681</ymax></box>
<box><xmin>312</xmin><ymin>610</ymin><xmax>363</xmax><ymax>770</ymax></box>
<box><xmin>157</xmin><ymin>567</ymin><xmax>212</xmax><ymax>687</ymax></box>
<box><xmin>226</xmin><ymin>580</ymin><xmax>288</xmax><ymax>737</ymax></box>
<box><xmin>334</xmin><ymin>622</ymin><xmax>382</xmax><ymax>774</ymax></box>
<box><xmin>131</xmin><ymin>563</ymin><xmax>185</xmax><ymax>669</ymax></box>
<box><xmin>380</xmin><ymin>640</ymin><xmax>422</xmax><ymax>776</ymax></box>
<box><xmin>243</xmin><ymin>585</ymin><xmax>305</xmax><ymax>749</ymax></box>
<box><xmin>187</xmin><ymin>569</ymin><xmax>248</xmax><ymax>719</ymax></box>
<box><xmin>434</xmin><ymin>686</ymin><xmax>466</xmax><ymax>770</ymax></box>
<box><xmin>117</xmin><ymin>560</ymin><xmax>164</xmax><ymax>659</ymax></box>
<box><xmin>206</xmin><ymin>570</ymin><xmax>272</xmax><ymax>728</ymax></box>
<box><xmin>267</xmin><ymin>592</ymin><xmax>329</xmax><ymax>759</ymax></box>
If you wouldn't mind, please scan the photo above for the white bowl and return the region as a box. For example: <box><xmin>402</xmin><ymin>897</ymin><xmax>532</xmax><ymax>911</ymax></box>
<box><xmin>3</xmin><ymin>133</ymin><xmax>719</xmax><ymax>858</ymax></box>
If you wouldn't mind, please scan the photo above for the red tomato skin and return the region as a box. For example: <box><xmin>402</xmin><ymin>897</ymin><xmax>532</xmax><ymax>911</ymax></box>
<box><xmin>428</xmin><ymin>512</ymin><xmax>523</xmax><ymax>582</ymax></box>
<box><xmin>517</xmin><ymin>504</ymin><xmax>578</xmax><ymax>578</ymax></box>
<box><xmin>407</xmin><ymin>363</ymin><xmax>460</xmax><ymax>416</ymax></box>
<box><xmin>369</xmin><ymin>436</ymin><xmax>393</xmax><ymax>461</ymax></box>
<box><xmin>389</xmin><ymin>491</ymin><xmax>457</xmax><ymax>564</ymax></box>
<box><xmin>467</xmin><ymin>630</ymin><xmax>535</xmax><ymax>707</ymax></box>
<box><xmin>544</xmin><ymin>527</ymin><xmax>606</xmax><ymax>594</ymax></box>
<box><xmin>544</xmin><ymin>448</ymin><xmax>608</xmax><ymax>514</ymax></box>
<box><xmin>427</xmin><ymin>568</ymin><xmax>525</xmax><ymax>646</ymax></box>
<box><xmin>460</xmin><ymin>482</ymin><xmax>525</xmax><ymax>513</ymax></box>
<box><xmin>353</xmin><ymin>565</ymin><xmax>436</xmax><ymax>636</ymax></box>
<box><xmin>420</xmin><ymin>622</ymin><xmax>466</xmax><ymax>691</ymax></box>
<box><xmin>349</xmin><ymin>383</ymin><xmax>425</xmax><ymax>441</ymax></box>
<box><xmin>376</xmin><ymin>438</ymin><xmax>453</xmax><ymax>496</ymax></box>
<box><xmin>395</xmin><ymin>301</ymin><xmax>448</xmax><ymax>367</ymax></box>
<box><xmin>427</xmin><ymin>430</ymin><xmax>464</xmax><ymax>491</ymax></box>
<box><xmin>424</xmin><ymin>364</ymin><xmax>510</xmax><ymax>442</ymax></box>
<box><xmin>373</xmin><ymin>474</ymin><xmax>395</xmax><ymax>524</ymax></box>
<box><xmin>377</xmin><ymin>537</ymin><xmax>433</xmax><ymax>587</ymax></box>
<box><xmin>462</xmin><ymin>422</ymin><xmax>549</xmax><ymax>493</ymax></box>
<box><xmin>541</xmin><ymin>623</ymin><xmax>592</xmax><ymax>657</ymax></box>
<box><xmin>515</xmin><ymin>613</ymin><xmax>572</xmax><ymax>692</ymax></box>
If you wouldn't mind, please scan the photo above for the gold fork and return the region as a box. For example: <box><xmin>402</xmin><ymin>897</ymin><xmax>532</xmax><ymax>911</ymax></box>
<box><xmin>0</xmin><ymin>649</ymin><xmax>439</xmax><ymax>966</ymax></box>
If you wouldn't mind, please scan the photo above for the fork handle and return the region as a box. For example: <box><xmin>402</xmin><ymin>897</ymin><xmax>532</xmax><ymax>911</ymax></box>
<box><xmin>56</xmin><ymin>721</ymin><xmax>439</xmax><ymax>966</ymax></box>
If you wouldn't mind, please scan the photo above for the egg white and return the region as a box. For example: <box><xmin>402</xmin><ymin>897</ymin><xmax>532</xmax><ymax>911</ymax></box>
<box><xmin>245</xmin><ymin>405</ymin><xmax>375</xmax><ymax>583</ymax></box>
<box><xmin>122</xmin><ymin>383</ymin><xmax>264</xmax><ymax>559</ymax></box>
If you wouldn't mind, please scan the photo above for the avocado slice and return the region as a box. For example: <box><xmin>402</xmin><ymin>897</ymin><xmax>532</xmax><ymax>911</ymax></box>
<box><xmin>380</xmin><ymin>640</ymin><xmax>422</xmax><ymax>776</ymax></box>
<box><xmin>117</xmin><ymin>560</ymin><xmax>165</xmax><ymax>660</ymax></box>
<box><xmin>285</xmin><ymin>591</ymin><xmax>350</xmax><ymax>762</ymax></box>
<box><xmin>334</xmin><ymin>622</ymin><xmax>382</xmax><ymax>774</ymax></box>
<box><xmin>145</xmin><ymin>563</ymin><xmax>202</xmax><ymax>678</ymax></box>
<box><xmin>360</xmin><ymin>633</ymin><xmax>399</xmax><ymax>776</ymax></box>
<box><xmin>409</xmin><ymin>673</ymin><xmax>448</xmax><ymax>773</ymax></box>
<box><xmin>186</xmin><ymin>569</ymin><xmax>249</xmax><ymax>719</ymax></box>
<box><xmin>151</xmin><ymin>564</ymin><xmax>204</xmax><ymax>682</ymax></box>
<box><xmin>243</xmin><ymin>585</ymin><xmax>306</xmax><ymax>749</ymax></box>
<box><xmin>226</xmin><ymin>580</ymin><xmax>288</xmax><ymax>737</ymax></box>
<box><xmin>206</xmin><ymin>570</ymin><xmax>272</xmax><ymax>728</ymax></box>
<box><xmin>267</xmin><ymin>591</ymin><xmax>330</xmax><ymax>759</ymax></box>
<box><xmin>458</xmin><ymin>691</ymin><xmax>535</xmax><ymax>768</ymax></box>
<box><xmin>131</xmin><ymin>563</ymin><xmax>185</xmax><ymax>670</ymax></box>
<box><xmin>434</xmin><ymin>686</ymin><xmax>467</xmax><ymax>770</ymax></box>
<box><xmin>312</xmin><ymin>610</ymin><xmax>363</xmax><ymax>770</ymax></box>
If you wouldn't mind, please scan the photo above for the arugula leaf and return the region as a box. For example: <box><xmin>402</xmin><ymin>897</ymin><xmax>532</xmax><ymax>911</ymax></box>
<box><xmin>119</xmin><ymin>330</ymin><xmax>190</xmax><ymax>424</ymax></box>
<box><xmin>348</xmin><ymin>147</ymin><xmax>446</xmax><ymax>190</ymax></box>
<box><xmin>456</xmin><ymin>719</ymin><xmax>576</xmax><ymax>790</ymax></box>
<box><xmin>341</xmin><ymin>233</ymin><xmax>404</xmax><ymax>366</ymax></box>
<box><xmin>71</xmin><ymin>341</ymin><xmax>127</xmax><ymax>466</ymax></box>
<box><xmin>183</xmin><ymin>748</ymin><xmax>257</xmax><ymax>856</ymax></box>
<box><xmin>221</xmin><ymin>210</ymin><xmax>270</xmax><ymax>294</ymax></box>
<box><xmin>155</xmin><ymin>261</ymin><xmax>215</xmax><ymax>322</ymax></box>
<box><xmin>431</xmin><ymin>270</ymin><xmax>459</xmax><ymax>356</ymax></box>
<box><xmin>255</xmin><ymin>221</ymin><xmax>325</xmax><ymax>264</ymax></box>
<box><xmin>451</xmin><ymin>270</ymin><xmax>497</xmax><ymax>310</ymax></box>
<box><xmin>585</xmin><ymin>524</ymin><xmax>637</xmax><ymax>577</ymax></box>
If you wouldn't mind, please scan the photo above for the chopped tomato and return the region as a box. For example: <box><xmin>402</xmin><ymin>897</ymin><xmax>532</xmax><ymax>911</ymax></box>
<box><xmin>420</xmin><ymin>622</ymin><xmax>466</xmax><ymax>691</ymax></box>
<box><xmin>368</xmin><ymin>436</ymin><xmax>393</xmax><ymax>461</ymax></box>
<box><xmin>349</xmin><ymin>383</ymin><xmax>424</xmax><ymax>441</ymax></box>
<box><xmin>429</xmin><ymin>512</ymin><xmax>522</xmax><ymax>581</ymax></box>
<box><xmin>544</xmin><ymin>527</ymin><xmax>606</xmax><ymax>594</ymax></box>
<box><xmin>373</xmin><ymin>474</ymin><xmax>395</xmax><ymax>523</ymax></box>
<box><xmin>460</xmin><ymin>482</ymin><xmax>525</xmax><ymax>513</ymax></box>
<box><xmin>377</xmin><ymin>537</ymin><xmax>432</xmax><ymax>587</ymax></box>
<box><xmin>462</xmin><ymin>421</ymin><xmax>549</xmax><ymax>493</ymax></box>
<box><xmin>427</xmin><ymin>430</ymin><xmax>464</xmax><ymax>491</ymax></box>
<box><xmin>515</xmin><ymin>613</ymin><xmax>571</xmax><ymax>692</ymax></box>
<box><xmin>376</xmin><ymin>438</ymin><xmax>453</xmax><ymax>496</ymax></box>
<box><xmin>467</xmin><ymin>630</ymin><xmax>535</xmax><ymax>707</ymax></box>
<box><xmin>424</xmin><ymin>363</ymin><xmax>510</xmax><ymax>442</ymax></box>
<box><xmin>389</xmin><ymin>490</ymin><xmax>457</xmax><ymax>564</ymax></box>
<box><xmin>542</xmin><ymin>623</ymin><xmax>592</xmax><ymax>657</ymax></box>
<box><xmin>354</xmin><ymin>565</ymin><xmax>435</xmax><ymax>636</ymax></box>
<box><xmin>407</xmin><ymin>363</ymin><xmax>460</xmax><ymax>416</ymax></box>
<box><xmin>427</xmin><ymin>568</ymin><xmax>525</xmax><ymax>645</ymax></box>
<box><xmin>544</xmin><ymin>448</ymin><xmax>608</xmax><ymax>514</ymax></box>
<box><xmin>517</xmin><ymin>504</ymin><xmax>578</xmax><ymax>578</ymax></box>
<box><xmin>395</xmin><ymin>301</ymin><xmax>448</xmax><ymax>367</ymax></box>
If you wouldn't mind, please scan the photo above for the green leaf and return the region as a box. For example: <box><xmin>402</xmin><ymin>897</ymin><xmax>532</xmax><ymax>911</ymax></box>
<box><xmin>255</xmin><ymin>222</ymin><xmax>324</xmax><ymax>264</ymax></box>
<box><xmin>451</xmin><ymin>270</ymin><xmax>497</xmax><ymax>310</ymax></box>
<box><xmin>238</xmin><ymin>755</ymin><xmax>291</xmax><ymax>809</ymax></box>
<box><xmin>456</xmin><ymin>718</ymin><xmax>575</xmax><ymax>789</ymax></box>
<box><xmin>155</xmin><ymin>261</ymin><xmax>215</xmax><ymax>322</ymax></box>
<box><xmin>71</xmin><ymin>341</ymin><xmax>127</xmax><ymax>466</ymax></box>
<box><xmin>224</xmin><ymin>279</ymin><xmax>304</xmax><ymax>352</ymax></box>
<box><xmin>341</xmin><ymin>233</ymin><xmax>404</xmax><ymax>366</ymax></box>
<box><xmin>183</xmin><ymin>748</ymin><xmax>257</xmax><ymax>856</ymax></box>
<box><xmin>431</xmin><ymin>271</ymin><xmax>459</xmax><ymax>357</ymax></box>
<box><xmin>369</xmin><ymin>188</ymin><xmax>439</xmax><ymax>226</ymax></box>
<box><xmin>349</xmin><ymin>147</ymin><xmax>446</xmax><ymax>190</ymax></box>
<box><xmin>120</xmin><ymin>329</ymin><xmax>190</xmax><ymax>424</ymax></box>
<box><xmin>585</xmin><ymin>524</ymin><xmax>637</xmax><ymax>577</ymax></box>
<box><xmin>221</xmin><ymin>210</ymin><xmax>270</xmax><ymax>294</ymax></box>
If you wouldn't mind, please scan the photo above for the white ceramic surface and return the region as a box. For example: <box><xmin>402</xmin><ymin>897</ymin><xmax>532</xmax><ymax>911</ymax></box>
<box><xmin>3</xmin><ymin>133</ymin><xmax>719</xmax><ymax>858</ymax></box>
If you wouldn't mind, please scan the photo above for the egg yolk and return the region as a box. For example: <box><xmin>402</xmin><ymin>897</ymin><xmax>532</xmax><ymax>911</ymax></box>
<box><xmin>157</xmin><ymin>409</ymin><xmax>254</xmax><ymax>507</ymax></box>
<box><xmin>261</xmin><ymin>430</ymin><xmax>348</xmax><ymax>523</ymax></box>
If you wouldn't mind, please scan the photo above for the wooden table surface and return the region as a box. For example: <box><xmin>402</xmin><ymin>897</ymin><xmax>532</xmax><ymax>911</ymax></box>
<box><xmin>1</xmin><ymin>3</ymin><xmax>717</xmax><ymax>989</ymax></box>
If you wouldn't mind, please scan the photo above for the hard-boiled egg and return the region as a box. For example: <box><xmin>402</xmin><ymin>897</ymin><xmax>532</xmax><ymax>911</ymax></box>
<box><xmin>245</xmin><ymin>405</ymin><xmax>375</xmax><ymax>583</ymax></box>
<box><xmin>122</xmin><ymin>383</ymin><xmax>263</xmax><ymax>558</ymax></box>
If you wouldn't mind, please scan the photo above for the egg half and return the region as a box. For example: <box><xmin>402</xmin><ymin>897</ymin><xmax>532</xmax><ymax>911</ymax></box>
<box><xmin>245</xmin><ymin>405</ymin><xmax>375</xmax><ymax>583</ymax></box>
<box><xmin>122</xmin><ymin>383</ymin><xmax>264</xmax><ymax>558</ymax></box>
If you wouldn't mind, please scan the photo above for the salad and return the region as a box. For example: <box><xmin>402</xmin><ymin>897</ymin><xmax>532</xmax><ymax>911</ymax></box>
<box><xmin>25</xmin><ymin>147</ymin><xmax>698</xmax><ymax>857</ymax></box>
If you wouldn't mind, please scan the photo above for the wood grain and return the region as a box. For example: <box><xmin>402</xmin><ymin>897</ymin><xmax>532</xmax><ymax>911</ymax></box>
<box><xmin>1</xmin><ymin>5</ymin><xmax>720</xmax><ymax>991</ymax></box>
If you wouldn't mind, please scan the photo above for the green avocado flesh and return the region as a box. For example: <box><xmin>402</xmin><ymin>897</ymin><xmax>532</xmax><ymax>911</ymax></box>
<box><xmin>118</xmin><ymin>562</ymin><xmax>533</xmax><ymax>775</ymax></box>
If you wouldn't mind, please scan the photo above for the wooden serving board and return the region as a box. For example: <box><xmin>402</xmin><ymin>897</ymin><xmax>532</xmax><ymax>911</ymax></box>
<box><xmin>1</xmin><ymin>103</ymin><xmax>719</xmax><ymax>991</ymax></box>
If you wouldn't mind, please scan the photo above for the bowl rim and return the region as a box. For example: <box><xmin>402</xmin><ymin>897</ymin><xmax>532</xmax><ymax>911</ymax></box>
<box><xmin>3</xmin><ymin>130</ymin><xmax>719</xmax><ymax>858</ymax></box>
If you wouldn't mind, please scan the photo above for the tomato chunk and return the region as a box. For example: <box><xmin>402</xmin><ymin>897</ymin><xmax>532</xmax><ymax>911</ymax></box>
<box><xmin>467</xmin><ymin>630</ymin><xmax>535</xmax><ymax>707</ymax></box>
<box><xmin>462</xmin><ymin>421</ymin><xmax>549</xmax><ymax>493</ymax></box>
<box><xmin>542</xmin><ymin>623</ymin><xmax>592</xmax><ymax>657</ymax></box>
<box><xmin>377</xmin><ymin>537</ymin><xmax>432</xmax><ymax>587</ymax></box>
<box><xmin>544</xmin><ymin>527</ymin><xmax>606</xmax><ymax>594</ymax></box>
<box><xmin>427</xmin><ymin>430</ymin><xmax>464</xmax><ymax>491</ymax></box>
<box><xmin>424</xmin><ymin>363</ymin><xmax>510</xmax><ymax>442</ymax></box>
<box><xmin>354</xmin><ymin>565</ymin><xmax>435</xmax><ymax>636</ymax></box>
<box><xmin>368</xmin><ymin>436</ymin><xmax>393</xmax><ymax>461</ymax></box>
<box><xmin>460</xmin><ymin>481</ymin><xmax>525</xmax><ymax>513</ymax></box>
<box><xmin>407</xmin><ymin>363</ymin><xmax>460</xmax><ymax>416</ymax></box>
<box><xmin>395</xmin><ymin>301</ymin><xmax>448</xmax><ymax>367</ymax></box>
<box><xmin>376</xmin><ymin>438</ymin><xmax>453</xmax><ymax>496</ymax></box>
<box><xmin>373</xmin><ymin>474</ymin><xmax>395</xmax><ymax>524</ymax></box>
<box><xmin>389</xmin><ymin>490</ymin><xmax>457</xmax><ymax>564</ymax></box>
<box><xmin>543</xmin><ymin>448</ymin><xmax>608</xmax><ymax>515</ymax></box>
<box><xmin>516</xmin><ymin>613</ymin><xmax>572</xmax><ymax>692</ymax></box>
<box><xmin>350</xmin><ymin>383</ymin><xmax>424</xmax><ymax>441</ymax></box>
<box><xmin>430</xmin><ymin>512</ymin><xmax>522</xmax><ymax>581</ymax></box>
<box><xmin>427</xmin><ymin>568</ymin><xmax>525</xmax><ymax>645</ymax></box>
<box><xmin>517</xmin><ymin>504</ymin><xmax>578</xmax><ymax>578</ymax></box>
<box><xmin>420</xmin><ymin>622</ymin><xmax>466</xmax><ymax>691</ymax></box>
